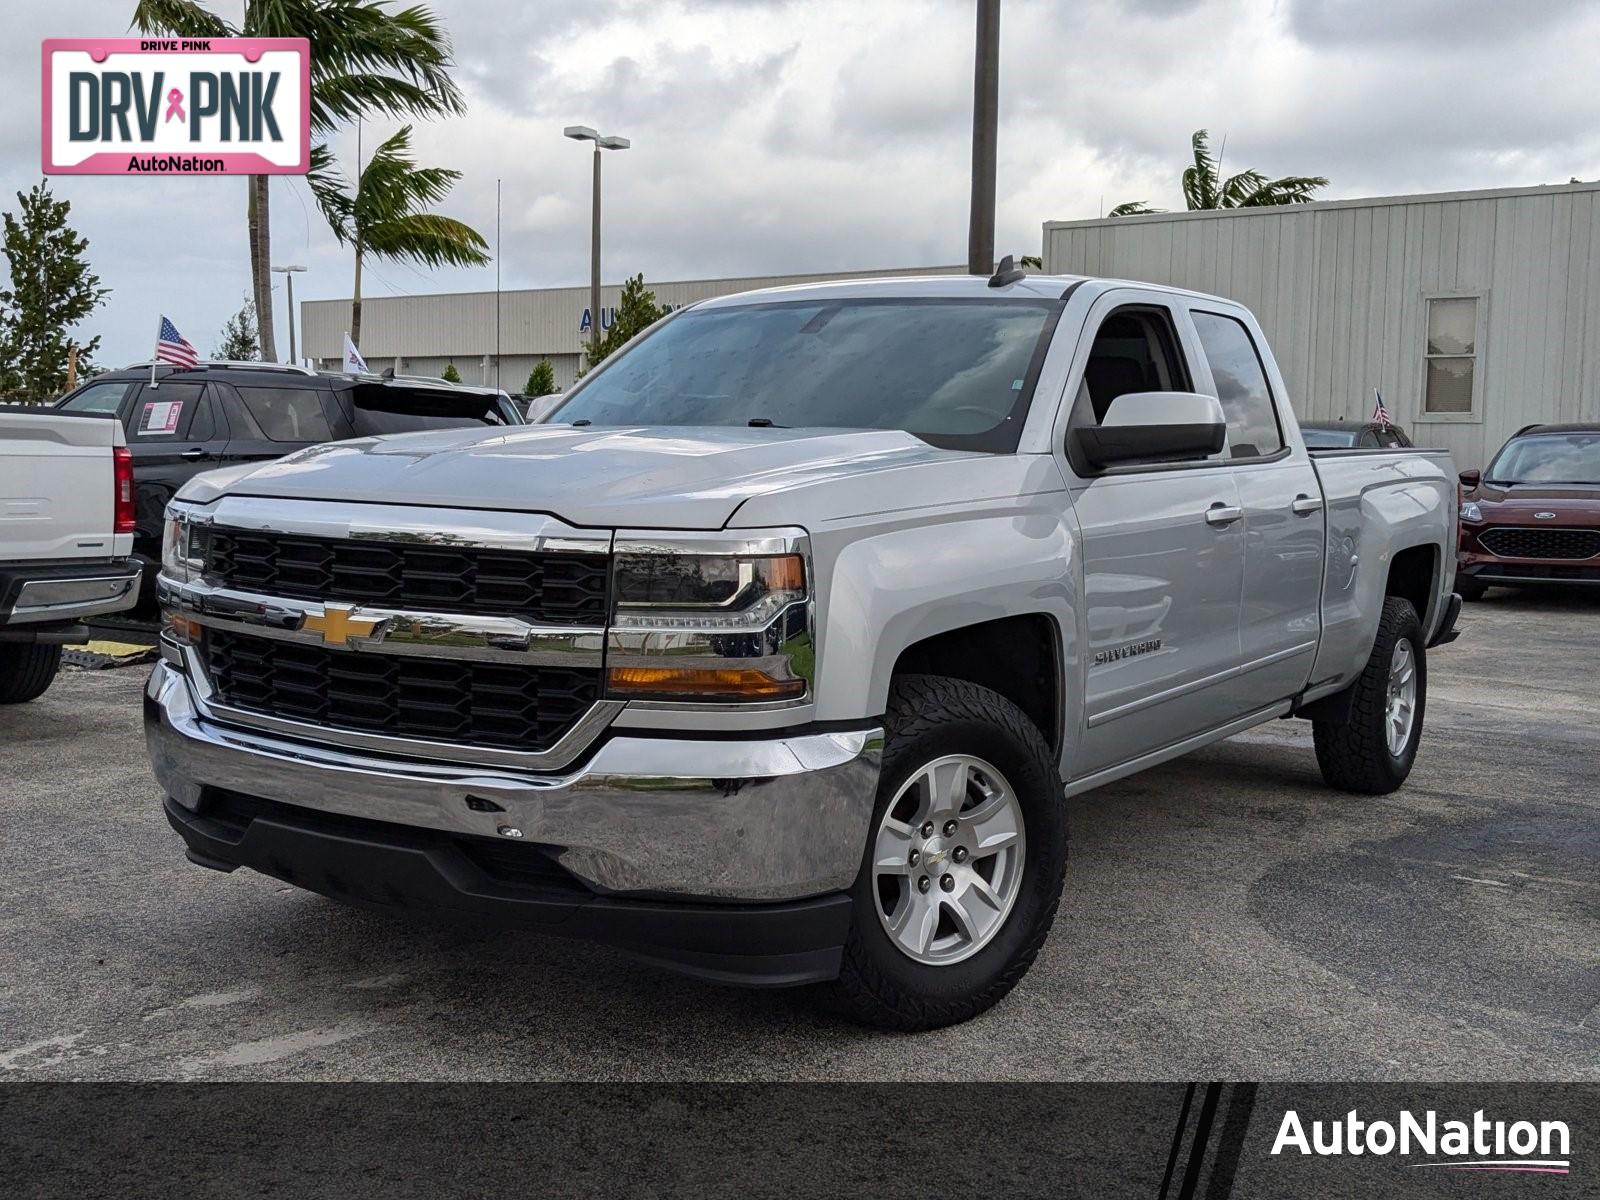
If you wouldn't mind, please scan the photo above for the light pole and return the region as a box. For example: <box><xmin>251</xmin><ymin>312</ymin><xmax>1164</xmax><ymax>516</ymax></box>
<box><xmin>271</xmin><ymin>264</ymin><xmax>307</xmax><ymax>364</ymax></box>
<box><xmin>564</xmin><ymin>126</ymin><xmax>630</xmax><ymax>361</ymax></box>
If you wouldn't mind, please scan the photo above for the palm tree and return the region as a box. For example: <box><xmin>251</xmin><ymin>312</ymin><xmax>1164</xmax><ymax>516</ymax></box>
<box><xmin>1108</xmin><ymin>129</ymin><xmax>1328</xmax><ymax>217</ymax></box>
<box><xmin>319</xmin><ymin>125</ymin><xmax>489</xmax><ymax>344</ymax></box>
<box><xmin>132</xmin><ymin>0</ymin><xmax>465</xmax><ymax>359</ymax></box>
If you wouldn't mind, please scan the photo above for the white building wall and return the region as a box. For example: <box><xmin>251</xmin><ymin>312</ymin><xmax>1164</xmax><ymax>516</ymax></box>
<box><xmin>1044</xmin><ymin>182</ymin><xmax>1600</xmax><ymax>469</ymax></box>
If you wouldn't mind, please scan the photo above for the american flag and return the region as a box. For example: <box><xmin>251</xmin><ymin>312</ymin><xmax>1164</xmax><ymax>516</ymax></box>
<box><xmin>155</xmin><ymin>316</ymin><xmax>198</xmax><ymax>368</ymax></box>
<box><xmin>1371</xmin><ymin>388</ymin><xmax>1393</xmax><ymax>427</ymax></box>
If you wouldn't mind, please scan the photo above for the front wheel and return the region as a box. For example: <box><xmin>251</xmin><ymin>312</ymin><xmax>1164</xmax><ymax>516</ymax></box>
<box><xmin>827</xmin><ymin>675</ymin><xmax>1068</xmax><ymax>1030</ymax></box>
<box><xmin>1313</xmin><ymin>597</ymin><xmax>1426</xmax><ymax>794</ymax></box>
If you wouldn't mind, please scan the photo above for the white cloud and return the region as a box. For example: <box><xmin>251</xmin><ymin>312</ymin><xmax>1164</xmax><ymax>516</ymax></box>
<box><xmin>4</xmin><ymin>0</ymin><xmax>1600</xmax><ymax>366</ymax></box>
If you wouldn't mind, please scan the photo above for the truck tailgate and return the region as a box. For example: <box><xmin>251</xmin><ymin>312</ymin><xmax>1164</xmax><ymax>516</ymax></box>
<box><xmin>0</xmin><ymin>411</ymin><xmax>123</xmax><ymax>561</ymax></box>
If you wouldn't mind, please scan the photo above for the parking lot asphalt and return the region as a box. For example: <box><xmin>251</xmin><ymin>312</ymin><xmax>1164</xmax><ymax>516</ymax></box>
<box><xmin>2</xmin><ymin>590</ymin><xmax>1596</xmax><ymax>1082</ymax></box>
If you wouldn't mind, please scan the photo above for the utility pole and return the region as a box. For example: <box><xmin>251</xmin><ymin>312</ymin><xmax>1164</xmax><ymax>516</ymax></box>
<box><xmin>967</xmin><ymin>0</ymin><xmax>1000</xmax><ymax>275</ymax></box>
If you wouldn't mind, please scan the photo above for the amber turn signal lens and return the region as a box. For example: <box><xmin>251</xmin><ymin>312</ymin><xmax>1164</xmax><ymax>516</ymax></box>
<box><xmin>764</xmin><ymin>554</ymin><xmax>806</xmax><ymax>592</ymax></box>
<box><xmin>163</xmin><ymin>613</ymin><xmax>203</xmax><ymax>644</ymax></box>
<box><xmin>607</xmin><ymin>665</ymin><xmax>805</xmax><ymax>700</ymax></box>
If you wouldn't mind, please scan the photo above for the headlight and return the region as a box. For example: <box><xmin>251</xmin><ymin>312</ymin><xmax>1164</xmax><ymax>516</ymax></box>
<box><xmin>161</xmin><ymin>508</ymin><xmax>211</xmax><ymax>582</ymax></box>
<box><xmin>1459</xmin><ymin>501</ymin><xmax>1484</xmax><ymax>523</ymax></box>
<box><xmin>606</xmin><ymin>533</ymin><xmax>812</xmax><ymax>703</ymax></box>
<box><xmin>159</xmin><ymin>508</ymin><xmax>209</xmax><ymax>648</ymax></box>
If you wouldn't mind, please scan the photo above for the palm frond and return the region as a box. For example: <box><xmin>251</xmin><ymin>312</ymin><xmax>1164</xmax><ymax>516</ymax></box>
<box><xmin>130</xmin><ymin>0</ymin><xmax>234</xmax><ymax>37</ymax></box>
<box><xmin>307</xmin><ymin>143</ymin><xmax>354</xmax><ymax>243</ymax></box>
<box><xmin>1181</xmin><ymin>129</ymin><xmax>1219</xmax><ymax>211</ymax></box>
<box><xmin>1107</xmin><ymin>201</ymin><xmax>1161</xmax><ymax>217</ymax></box>
<box><xmin>1235</xmin><ymin>174</ymin><xmax>1330</xmax><ymax>207</ymax></box>
<box><xmin>361</xmin><ymin>213</ymin><xmax>489</xmax><ymax>268</ymax></box>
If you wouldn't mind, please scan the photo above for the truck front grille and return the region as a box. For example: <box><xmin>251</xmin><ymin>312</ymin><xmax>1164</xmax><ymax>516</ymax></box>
<box><xmin>1478</xmin><ymin>526</ymin><xmax>1600</xmax><ymax>560</ymax></box>
<box><xmin>202</xmin><ymin>628</ymin><xmax>601</xmax><ymax>752</ymax></box>
<box><xmin>206</xmin><ymin>529</ymin><xmax>609</xmax><ymax>625</ymax></box>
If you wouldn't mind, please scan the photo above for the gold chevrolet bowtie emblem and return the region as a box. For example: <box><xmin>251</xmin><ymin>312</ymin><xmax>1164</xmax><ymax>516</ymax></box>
<box><xmin>301</xmin><ymin>604</ymin><xmax>383</xmax><ymax>647</ymax></box>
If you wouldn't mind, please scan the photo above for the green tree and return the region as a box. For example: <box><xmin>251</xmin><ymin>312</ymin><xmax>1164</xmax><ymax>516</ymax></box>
<box><xmin>213</xmin><ymin>298</ymin><xmax>259</xmax><ymax>360</ymax></box>
<box><xmin>133</xmin><ymin>0</ymin><xmax>466</xmax><ymax>359</ymax></box>
<box><xmin>524</xmin><ymin>358</ymin><xmax>558</xmax><ymax>397</ymax></box>
<box><xmin>1109</xmin><ymin>129</ymin><xmax>1328</xmax><ymax>217</ymax></box>
<box><xmin>586</xmin><ymin>275</ymin><xmax>666</xmax><ymax>370</ymax></box>
<box><xmin>316</xmin><ymin>125</ymin><xmax>489</xmax><ymax>345</ymax></box>
<box><xmin>0</xmin><ymin>182</ymin><xmax>108</xmax><ymax>401</ymax></box>
<box><xmin>440</xmin><ymin>362</ymin><xmax>461</xmax><ymax>383</ymax></box>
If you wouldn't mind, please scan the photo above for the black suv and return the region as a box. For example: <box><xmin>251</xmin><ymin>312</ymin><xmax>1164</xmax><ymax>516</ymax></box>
<box><xmin>55</xmin><ymin>362</ymin><xmax>524</xmax><ymax>607</ymax></box>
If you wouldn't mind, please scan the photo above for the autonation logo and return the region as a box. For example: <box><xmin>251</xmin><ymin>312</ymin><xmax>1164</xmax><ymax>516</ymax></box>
<box><xmin>1272</xmin><ymin>1109</ymin><xmax>1571</xmax><ymax>1175</ymax></box>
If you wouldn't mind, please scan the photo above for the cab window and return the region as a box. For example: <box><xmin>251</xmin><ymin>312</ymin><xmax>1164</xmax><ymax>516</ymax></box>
<box><xmin>1075</xmin><ymin>306</ymin><xmax>1191</xmax><ymax>424</ymax></box>
<box><xmin>1191</xmin><ymin>311</ymin><xmax>1285</xmax><ymax>459</ymax></box>
<box><xmin>235</xmin><ymin>386</ymin><xmax>335</xmax><ymax>443</ymax></box>
<box><xmin>126</xmin><ymin>383</ymin><xmax>204</xmax><ymax>440</ymax></box>
<box><xmin>60</xmin><ymin>380</ymin><xmax>134</xmax><ymax>415</ymax></box>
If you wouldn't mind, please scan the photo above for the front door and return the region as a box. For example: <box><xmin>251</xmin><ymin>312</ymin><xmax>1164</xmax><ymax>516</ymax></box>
<box><xmin>1061</xmin><ymin>293</ymin><xmax>1250</xmax><ymax>776</ymax></box>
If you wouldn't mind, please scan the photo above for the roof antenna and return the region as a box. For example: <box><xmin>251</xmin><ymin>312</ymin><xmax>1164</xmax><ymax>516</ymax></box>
<box><xmin>988</xmin><ymin>254</ymin><xmax>1025</xmax><ymax>287</ymax></box>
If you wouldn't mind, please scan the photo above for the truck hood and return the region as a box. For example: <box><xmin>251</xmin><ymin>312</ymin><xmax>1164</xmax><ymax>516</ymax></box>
<box><xmin>178</xmin><ymin>424</ymin><xmax>999</xmax><ymax>529</ymax></box>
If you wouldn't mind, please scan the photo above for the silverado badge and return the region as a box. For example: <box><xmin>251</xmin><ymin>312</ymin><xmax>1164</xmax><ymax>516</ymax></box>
<box><xmin>1094</xmin><ymin>638</ymin><xmax>1163</xmax><ymax>667</ymax></box>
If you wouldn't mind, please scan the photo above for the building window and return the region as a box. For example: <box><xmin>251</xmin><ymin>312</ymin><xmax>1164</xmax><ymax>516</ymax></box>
<box><xmin>1423</xmin><ymin>296</ymin><xmax>1479</xmax><ymax>416</ymax></box>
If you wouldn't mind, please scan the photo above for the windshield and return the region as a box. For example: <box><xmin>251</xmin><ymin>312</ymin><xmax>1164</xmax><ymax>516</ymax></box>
<box><xmin>348</xmin><ymin>385</ymin><xmax>515</xmax><ymax>437</ymax></box>
<box><xmin>1300</xmin><ymin>426</ymin><xmax>1359</xmax><ymax>448</ymax></box>
<box><xmin>1486</xmin><ymin>432</ymin><xmax>1600</xmax><ymax>484</ymax></box>
<box><xmin>548</xmin><ymin>297</ymin><xmax>1059</xmax><ymax>451</ymax></box>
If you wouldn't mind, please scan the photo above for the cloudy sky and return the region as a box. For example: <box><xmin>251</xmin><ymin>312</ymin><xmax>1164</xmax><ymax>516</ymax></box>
<box><xmin>9</xmin><ymin>0</ymin><xmax>1600</xmax><ymax>365</ymax></box>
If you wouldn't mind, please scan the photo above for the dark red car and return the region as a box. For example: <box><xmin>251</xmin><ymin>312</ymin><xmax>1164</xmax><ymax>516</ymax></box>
<box><xmin>1457</xmin><ymin>423</ymin><xmax>1600</xmax><ymax>599</ymax></box>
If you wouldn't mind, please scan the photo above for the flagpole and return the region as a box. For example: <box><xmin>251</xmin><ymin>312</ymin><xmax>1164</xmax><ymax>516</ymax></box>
<box><xmin>151</xmin><ymin>317</ymin><xmax>161</xmax><ymax>389</ymax></box>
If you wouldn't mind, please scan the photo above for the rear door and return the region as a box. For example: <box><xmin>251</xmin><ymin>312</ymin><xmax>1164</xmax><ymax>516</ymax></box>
<box><xmin>1060</xmin><ymin>288</ymin><xmax>1250</xmax><ymax>776</ymax></box>
<box><xmin>1186</xmin><ymin>305</ymin><xmax>1324</xmax><ymax>708</ymax></box>
<box><xmin>120</xmin><ymin>381</ymin><xmax>223</xmax><ymax>557</ymax></box>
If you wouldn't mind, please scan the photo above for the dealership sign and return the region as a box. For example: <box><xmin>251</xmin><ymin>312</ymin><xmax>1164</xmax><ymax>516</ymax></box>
<box><xmin>42</xmin><ymin>38</ymin><xmax>309</xmax><ymax>175</ymax></box>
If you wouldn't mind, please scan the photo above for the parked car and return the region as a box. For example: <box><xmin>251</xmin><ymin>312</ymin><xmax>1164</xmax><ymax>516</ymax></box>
<box><xmin>1456</xmin><ymin>423</ymin><xmax>1600</xmax><ymax>599</ymax></box>
<box><xmin>1300</xmin><ymin>419</ymin><xmax>1414</xmax><ymax>449</ymax></box>
<box><xmin>146</xmin><ymin>273</ymin><xmax>1460</xmax><ymax>1029</ymax></box>
<box><xmin>55</xmin><ymin>362</ymin><xmax>524</xmax><ymax>607</ymax></box>
<box><xmin>0</xmin><ymin>408</ymin><xmax>141</xmax><ymax>702</ymax></box>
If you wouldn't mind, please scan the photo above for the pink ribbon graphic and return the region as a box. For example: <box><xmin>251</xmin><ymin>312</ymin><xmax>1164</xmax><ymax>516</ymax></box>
<box><xmin>164</xmin><ymin>88</ymin><xmax>185</xmax><ymax>123</ymax></box>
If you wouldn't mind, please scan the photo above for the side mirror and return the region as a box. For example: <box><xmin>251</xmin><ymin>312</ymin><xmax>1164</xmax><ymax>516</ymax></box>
<box><xmin>1458</xmin><ymin>468</ymin><xmax>1481</xmax><ymax>488</ymax></box>
<box><xmin>1072</xmin><ymin>391</ymin><xmax>1227</xmax><ymax>469</ymax></box>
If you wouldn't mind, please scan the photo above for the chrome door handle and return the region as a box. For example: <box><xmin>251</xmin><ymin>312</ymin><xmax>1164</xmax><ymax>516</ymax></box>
<box><xmin>1291</xmin><ymin>495</ymin><xmax>1323</xmax><ymax>515</ymax></box>
<box><xmin>179</xmin><ymin>448</ymin><xmax>207</xmax><ymax>460</ymax></box>
<box><xmin>1204</xmin><ymin>504</ymin><xmax>1243</xmax><ymax>526</ymax></box>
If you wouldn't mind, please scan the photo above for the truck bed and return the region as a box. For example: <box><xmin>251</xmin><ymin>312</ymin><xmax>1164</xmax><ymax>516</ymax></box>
<box><xmin>1</xmin><ymin>409</ymin><xmax>129</xmax><ymax>562</ymax></box>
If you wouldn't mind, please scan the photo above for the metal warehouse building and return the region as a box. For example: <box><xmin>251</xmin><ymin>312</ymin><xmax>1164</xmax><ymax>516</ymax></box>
<box><xmin>301</xmin><ymin>264</ymin><xmax>959</xmax><ymax>393</ymax></box>
<box><xmin>1045</xmin><ymin>181</ymin><xmax>1600</xmax><ymax>469</ymax></box>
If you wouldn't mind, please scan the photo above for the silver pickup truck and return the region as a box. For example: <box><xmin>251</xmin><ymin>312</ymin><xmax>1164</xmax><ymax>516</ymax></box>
<box><xmin>146</xmin><ymin>272</ymin><xmax>1460</xmax><ymax>1029</ymax></box>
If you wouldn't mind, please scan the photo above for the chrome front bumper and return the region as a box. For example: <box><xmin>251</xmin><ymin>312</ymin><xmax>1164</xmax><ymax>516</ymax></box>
<box><xmin>146</xmin><ymin>661</ymin><xmax>882</xmax><ymax>902</ymax></box>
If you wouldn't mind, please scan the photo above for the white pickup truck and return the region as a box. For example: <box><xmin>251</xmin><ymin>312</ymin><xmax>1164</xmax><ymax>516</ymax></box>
<box><xmin>1</xmin><ymin>409</ymin><xmax>142</xmax><ymax>702</ymax></box>
<box><xmin>146</xmin><ymin>271</ymin><xmax>1461</xmax><ymax>1028</ymax></box>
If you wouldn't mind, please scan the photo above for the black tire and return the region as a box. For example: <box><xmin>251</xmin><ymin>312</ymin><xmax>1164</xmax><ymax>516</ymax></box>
<box><xmin>0</xmin><ymin>643</ymin><xmax>63</xmax><ymax>704</ymax></box>
<box><xmin>1313</xmin><ymin>597</ymin><xmax>1425</xmax><ymax>795</ymax></box>
<box><xmin>1456</xmin><ymin>577</ymin><xmax>1488</xmax><ymax>602</ymax></box>
<box><xmin>827</xmin><ymin>675</ymin><xmax>1068</xmax><ymax>1031</ymax></box>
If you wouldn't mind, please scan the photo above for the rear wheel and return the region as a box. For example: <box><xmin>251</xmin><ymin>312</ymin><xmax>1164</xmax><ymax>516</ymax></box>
<box><xmin>1313</xmin><ymin>597</ymin><xmax>1425</xmax><ymax>794</ymax></box>
<box><xmin>827</xmin><ymin>675</ymin><xmax>1068</xmax><ymax>1030</ymax></box>
<box><xmin>0</xmin><ymin>644</ymin><xmax>63</xmax><ymax>704</ymax></box>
